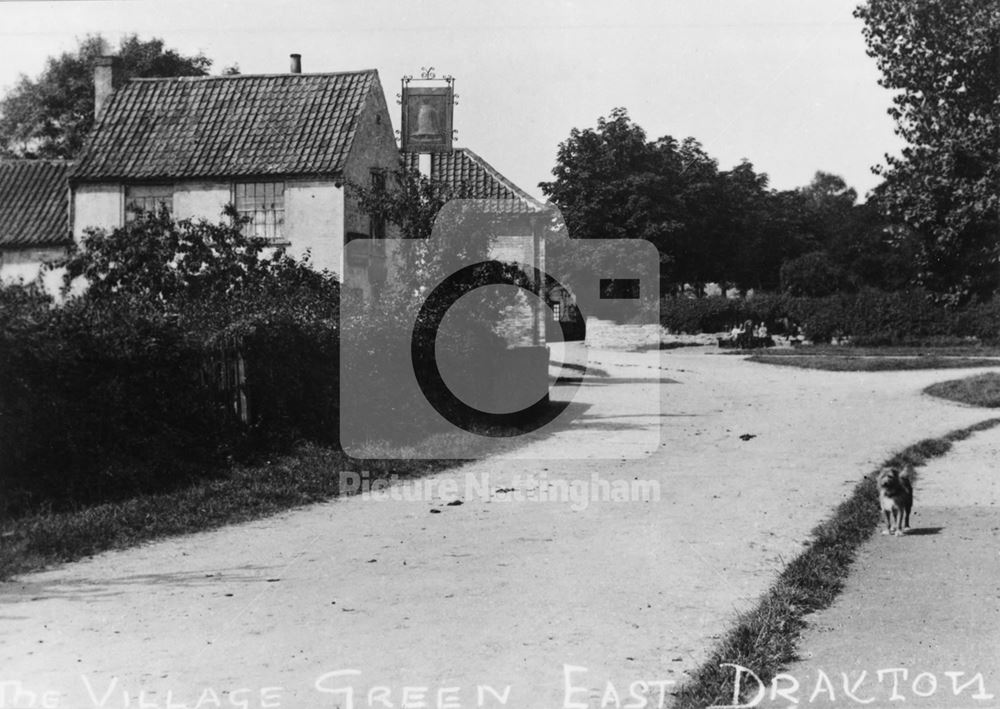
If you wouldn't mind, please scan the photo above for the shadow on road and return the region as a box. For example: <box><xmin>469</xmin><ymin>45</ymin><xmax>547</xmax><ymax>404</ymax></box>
<box><xmin>903</xmin><ymin>526</ymin><xmax>943</xmax><ymax>536</ymax></box>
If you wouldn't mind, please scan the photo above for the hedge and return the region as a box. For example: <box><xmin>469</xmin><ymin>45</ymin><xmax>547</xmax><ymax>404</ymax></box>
<box><xmin>660</xmin><ymin>289</ymin><xmax>1000</xmax><ymax>345</ymax></box>
<box><xmin>0</xmin><ymin>281</ymin><xmax>340</xmax><ymax>517</ymax></box>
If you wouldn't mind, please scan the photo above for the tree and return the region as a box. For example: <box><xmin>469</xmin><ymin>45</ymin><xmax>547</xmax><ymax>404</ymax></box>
<box><xmin>0</xmin><ymin>34</ymin><xmax>211</xmax><ymax>159</ymax></box>
<box><xmin>799</xmin><ymin>171</ymin><xmax>857</xmax><ymax>219</ymax></box>
<box><xmin>855</xmin><ymin>0</ymin><xmax>1000</xmax><ymax>303</ymax></box>
<box><xmin>540</xmin><ymin>109</ymin><xmax>852</xmax><ymax>295</ymax></box>
<box><xmin>780</xmin><ymin>251</ymin><xmax>846</xmax><ymax>296</ymax></box>
<box><xmin>350</xmin><ymin>163</ymin><xmax>498</xmax><ymax>292</ymax></box>
<box><xmin>540</xmin><ymin>109</ymin><xmax>718</xmax><ymax>292</ymax></box>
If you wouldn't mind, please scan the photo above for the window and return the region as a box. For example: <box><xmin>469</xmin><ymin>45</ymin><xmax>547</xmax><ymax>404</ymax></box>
<box><xmin>370</xmin><ymin>169</ymin><xmax>386</xmax><ymax>239</ymax></box>
<box><xmin>125</xmin><ymin>184</ymin><xmax>172</xmax><ymax>221</ymax></box>
<box><xmin>235</xmin><ymin>182</ymin><xmax>285</xmax><ymax>242</ymax></box>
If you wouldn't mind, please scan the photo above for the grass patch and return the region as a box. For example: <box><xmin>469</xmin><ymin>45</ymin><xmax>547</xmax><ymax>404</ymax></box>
<box><xmin>670</xmin><ymin>417</ymin><xmax>1000</xmax><ymax>709</ymax></box>
<box><xmin>755</xmin><ymin>345</ymin><xmax>1000</xmax><ymax>357</ymax></box>
<box><xmin>925</xmin><ymin>372</ymin><xmax>1000</xmax><ymax>408</ymax></box>
<box><xmin>0</xmin><ymin>444</ymin><xmax>398</xmax><ymax>579</ymax></box>
<box><xmin>747</xmin><ymin>354</ymin><xmax>1000</xmax><ymax>372</ymax></box>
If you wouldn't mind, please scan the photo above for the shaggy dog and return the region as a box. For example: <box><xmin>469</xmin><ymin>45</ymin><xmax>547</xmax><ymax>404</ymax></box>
<box><xmin>877</xmin><ymin>464</ymin><xmax>914</xmax><ymax>536</ymax></box>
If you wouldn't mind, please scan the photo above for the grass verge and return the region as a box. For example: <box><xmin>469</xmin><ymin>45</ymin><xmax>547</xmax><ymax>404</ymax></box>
<box><xmin>747</xmin><ymin>354</ymin><xmax>1000</xmax><ymax>372</ymax></box>
<box><xmin>0</xmin><ymin>398</ymin><xmax>572</xmax><ymax>581</ymax></box>
<box><xmin>924</xmin><ymin>372</ymin><xmax>1000</xmax><ymax>407</ymax></box>
<box><xmin>670</xmin><ymin>417</ymin><xmax>1000</xmax><ymax>709</ymax></box>
<box><xmin>0</xmin><ymin>444</ymin><xmax>391</xmax><ymax>580</ymax></box>
<box><xmin>751</xmin><ymin>345</ymin><xmax>1000</xmax><ymax>357</ymax></box>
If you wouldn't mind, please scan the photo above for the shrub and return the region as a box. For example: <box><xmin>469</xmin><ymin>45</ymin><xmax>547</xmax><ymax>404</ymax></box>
<box><xmin>785</xmin><ymin>294</ymin><xmax>849</xmax><ymax>343</ymax></box>
<box><xmin>659</xmin><ymin>293</ymin><xmax>796</xmax><ymax>336</ymax></box>
<box><xmin>0</xmin><ymin>214</ymin><xmax>341</xmax><ymax>517</ymax></box>
<box><xmin>659</xmin><ymin>295</ymin><xmax>751</xmax><ymax>334</ymax></box>
<box><xmin>844</xmin><ymin>289</ymin><xmax>955</xmax><ymax>345</ymax></box>
<box><xmin>780</xmin><ymin>251</ymin><xmax>846</xmax><ymax>297</ymax></box>
<box><xmin>659</xmin><ymin>288</ymin><xmax>1000</xmax><ymax>345</ymax></box>
<box><xmin>0</xmin><ymin>294</ymin><xmax>221</xmax><ymax>513</ymax></box>
<box><xmin>957</xmin><ymin>300</ymin><xmax>1000</xmax><ymax>343</ymax></box>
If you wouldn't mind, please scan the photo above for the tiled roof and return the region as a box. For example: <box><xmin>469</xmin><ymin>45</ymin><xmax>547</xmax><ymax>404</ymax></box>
<box><xmin>0</xmin><ymin>160</ymin><xmax>71</xmax><ymax>247</ymax></box>
<box><xmin>72</xmin><ymin>71</ymin><xmax>379</xmax><ymax>181</ymax></box>
<box><xmin>402</xmin><ymin>148</ymin><xmax>543</xmax><ymax>213</ymax></box>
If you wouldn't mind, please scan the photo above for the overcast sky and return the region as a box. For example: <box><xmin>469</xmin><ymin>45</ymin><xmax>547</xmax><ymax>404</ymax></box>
<box><xmin>0</xmin><ymin>0</ymin><xmax>902</xmax><ymax>200</ymax></box>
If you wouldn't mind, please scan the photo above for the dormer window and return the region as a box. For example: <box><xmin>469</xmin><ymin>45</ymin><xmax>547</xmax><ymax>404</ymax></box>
<box><xmin>125</xmin><ymin>184</ymin><xmax>173</xmax><ymax>221</ymax></box>
<box><xmin>235</xmin><ymin>181</ymin><xmax>285</xmax><ymax>242</ymax></box>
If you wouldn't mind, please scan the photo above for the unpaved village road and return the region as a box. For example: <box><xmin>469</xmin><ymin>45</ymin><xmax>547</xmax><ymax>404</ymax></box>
<box><xmin>1</xmin><ymin>347</ymin><xmax>996</xmax><ymax>709</ymax></box>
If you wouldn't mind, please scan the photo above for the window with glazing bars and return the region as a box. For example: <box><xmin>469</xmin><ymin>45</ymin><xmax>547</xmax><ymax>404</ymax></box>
<box><xmin>235</xmin><ymin>182</ymin><xmax>285</xmax><ymax>241</ymax></box>
<box><xmin>125</xmin><ymin>184</ymin><xmax>173</xmax><ymax>221</ymax></box>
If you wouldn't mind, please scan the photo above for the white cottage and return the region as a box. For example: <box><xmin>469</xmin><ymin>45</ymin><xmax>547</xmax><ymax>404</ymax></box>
<box><xmin>70</xmin><ymin>56</ymin><xmax>399</xmax><ymax>297</ymax></box>
<box><xmin>0</xmin><ymin>160</ymin><xmax>72</xmax><ymax>290</ymax></box>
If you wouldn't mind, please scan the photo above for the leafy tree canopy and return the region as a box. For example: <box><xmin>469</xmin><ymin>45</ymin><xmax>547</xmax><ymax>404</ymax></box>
<box><xmin>540</xmin><ymin>108</ymin><xmax>814</xmax><ymax>293</ymax></box>
<box><xmin>540</xmin><ymin>109</ymin><xmax>915</xmax><ymax>296</ymax></box>
<box><xmin>0</xmin><ymin>34</ymin><xmax>212</xmax><ymax>159</ymax></box>
<box><xmin>856</xmin><ymin>0</ymin><xmax>1000</xmax><ymax>303</ymax></box>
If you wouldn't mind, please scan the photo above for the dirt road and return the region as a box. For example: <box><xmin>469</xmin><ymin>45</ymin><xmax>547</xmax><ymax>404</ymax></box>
<box><xmin>1</xmin><ymin>347</ymin><xmax>994</xmax><ymax>709</ymax></box>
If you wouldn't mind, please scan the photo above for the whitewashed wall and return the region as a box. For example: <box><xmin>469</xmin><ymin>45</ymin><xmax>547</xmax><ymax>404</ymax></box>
<box><xmin>285</xmin><ymin>180</ymin><xmax>345</xmax><ymax>277</ymax></box>
<box><xmin>0</xmin><ymin>247</ymin><xmax>66</xmax><ymax>293</ymax></box>
<box><xmin>172</xmin><ymin>181</ymin><xmax>230</xmax><ymax>221</ymax></box>
<box><xmin>73</xmin><ymin>184</ymin><xmax>122</xmax><ymax>238</ymax></box>
<box><xmin>73</xmin><ymin>179</ymin><xmax>347</xmax><ymax>279</ymax></box>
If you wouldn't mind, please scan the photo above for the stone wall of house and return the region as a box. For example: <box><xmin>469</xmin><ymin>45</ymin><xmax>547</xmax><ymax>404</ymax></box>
<box><xmin>342</xmin><ymin>77</ymin><xmax>401</xmax><ymax>298</ymax></box>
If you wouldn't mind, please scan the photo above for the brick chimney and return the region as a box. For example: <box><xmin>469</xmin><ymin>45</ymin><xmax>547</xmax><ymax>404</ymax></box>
<box><xmin>290</xmin><ymin>53</ymin><xmax>302</xmax><ymax>74</ymax></box>
<box><xmin>94</xmin><ymin>56</ymin><xmax>122</xmax><ymax>121</ymax></box>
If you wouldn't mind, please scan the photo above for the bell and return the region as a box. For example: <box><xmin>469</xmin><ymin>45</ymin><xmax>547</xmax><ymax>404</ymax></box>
<box><xmin>413</xmin><ymin>101</ymin><xmax>439</xmax><ymax>137</ymax></box>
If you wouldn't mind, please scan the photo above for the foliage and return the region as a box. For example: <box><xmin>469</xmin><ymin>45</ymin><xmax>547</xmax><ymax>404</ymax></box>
<box><xmin>60</xmin><ymin>205</ymin><xmax>314</xmax><ymax>304</ymax></box>
<box><xmin>751</xmin><ymin>354</ymin><xmax>1000</xmax><ymax>372</ymax></box>
<box><xmin>780</xmin><ymin>251</ymin><xmax>846</xmax><ymax>297</ymax></box>
<box><xmin>660</xmin><ymin>289</ymin><xmax>1000</xmax><ymax>345</ymax></box>
<box><xmin>0</xmin><ymin>213</ymin><xmax>340</xmax><ymax>516</ymax></box>
<box><xmin>0</xmin><ymin>34</ymin><xmax>211</xmax><ymax>159</ymax></box>
<box><xmin>348</xmin><ymin>166</ymin><xmax>529</xmax><ymax>440</ymax></box>
<box><xmin>540</xmin><ymin>109</ymin><xmax>709</xmax><ymax>291</ymax></box>
<box><xmin>352</xmin><ymin>163</ymin><xmax>459</xmax><ymax>241</ymax></box>
<box><xmin>539</xmin><ymin>110</ymin><xmax>910</xmax><ymax>295</ymax></box>
<box><xmin>856</xmin><ymin>0</ymin><xmax>1000</xmax><ymax>303</ymax></box>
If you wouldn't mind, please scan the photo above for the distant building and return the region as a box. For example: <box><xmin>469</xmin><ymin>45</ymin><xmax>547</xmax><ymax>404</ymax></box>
<box><xmin>402</xmin><ymin>148</ymin><xmax>541</xmax><ymax>212</ymax></box>
<box><xmin>402</xmin><ymin>148</ymin><xmax>552</xmax><ymax>345</ymax></box>
<box><xmin>69</xmin><ymin>56</ymin><xmax>399</xmax><ymax>298</ymax></box>
<box><xmin>0</xmin><ymin>160</ymin><xmax>72</xmax><ymax>290</ymax></box>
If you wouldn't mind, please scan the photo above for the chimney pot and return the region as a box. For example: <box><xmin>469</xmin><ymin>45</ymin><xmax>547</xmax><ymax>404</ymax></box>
<box><xmin>290</xmin><ymin>54</ymin><xmax>302</xmax><ymax>74</ymax></box>
<box><xmin>94</xmin><ymin>56</ymin><xmax>122</xmax><ymax>121</ymax></box>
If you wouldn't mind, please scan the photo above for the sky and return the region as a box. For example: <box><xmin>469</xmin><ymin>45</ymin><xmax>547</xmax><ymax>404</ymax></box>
<box><xmin>0</xmin><ymin>0</ymin><xmax>903</xmax><ymax>201</ymax></box>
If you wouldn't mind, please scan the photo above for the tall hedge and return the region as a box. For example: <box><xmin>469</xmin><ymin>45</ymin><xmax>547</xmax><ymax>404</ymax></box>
<box><xmin>0</xmin><ymin>281</ymin><xmax>340</xmax><ymax>516</ymax></box>
<box><xmin>0</xmin><ymin>211</ymin><xmax>341</xmax><ymax>516</ymax></box>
